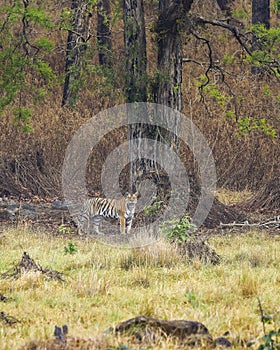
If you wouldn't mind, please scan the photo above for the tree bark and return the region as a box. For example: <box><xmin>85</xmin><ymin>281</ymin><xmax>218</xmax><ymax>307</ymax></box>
<box><xmin>155</xmin><ymin>0</ymin><xmax>193</xmax><ymax>146</ymax></box>
<box><xmin>97</xmin><ymin>0</ymin><xmax>112</xmax><ymax>66</ymax></box>
<box><xmin>252</xmin><ymin>0</ymin><xmax>270</xmax><ymax>28</ymax></box>
<box><xmin>62</xmin><ymin>0</ymin><xmax>92</xmax><ymax>107</ymax></box>
<box><xmin>123</xmin><ymin>0</ymin><xmax>147</xmax><ymax>102</ymax></box>
<box><xmin>123</xmin><ymin>0</ymin><xmax>151</xmax><ymax>191</ymax></box>
<box><xmin>216</xmin><ymin>0</ymin><xmax>232</xmax><ymax>16</ymax></box>
<box><xmin>251</xmin><ymin>0</ymin><xmax>270</xmax><ymax>74</ymax></box>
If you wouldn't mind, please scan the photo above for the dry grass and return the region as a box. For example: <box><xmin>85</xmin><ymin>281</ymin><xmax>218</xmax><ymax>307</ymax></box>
<box><xmin>215</xmin><ymin>188</ymin><xmax>253</xmax><ymax>205</ymax></box>
<box><xmin>0</xmin><ymin>225</ymin><xmax>280</xmax><ymax>349</ymax></box>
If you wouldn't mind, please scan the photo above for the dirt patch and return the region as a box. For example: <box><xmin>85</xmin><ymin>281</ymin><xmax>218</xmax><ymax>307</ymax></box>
<box><xmin>200</xmin><ymin>197</ymin><xmax>246</xmax><ymax>229</ymax></box>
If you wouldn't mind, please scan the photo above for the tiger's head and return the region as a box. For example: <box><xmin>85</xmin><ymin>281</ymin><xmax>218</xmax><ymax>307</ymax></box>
<box><xmin>125</xmin><ymin>192</ymin><xmax>138</xmax><ymax>210</ymax></box>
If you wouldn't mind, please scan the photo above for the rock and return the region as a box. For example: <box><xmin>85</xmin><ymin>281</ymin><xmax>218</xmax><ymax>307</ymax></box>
<box><xmin>6</xmin><ymin>204</ymin><xmax>19</xmax><ymax>214</ymax></box>
<box><xmin>20</xmin><ymin>205</ymin><xmax>38</xmax><ymax>219</ymax></box>
<box><xmin>52</xmin><ymin>200</ymin><xmax>70</xmax><ymax>210</ymax></box>
<box><xmin>0</xmin><ymin>209</ymin><xmax>11</xmax><ymax>221</ymax></box>
<box><xmin>105</xmin><ymin>315</ymin><xmax>232</xmax><ymax>348</ymax></box>
<box><xmin>51</xmin><ymin>200</ymin><xmax>79</xmax><ymax>214</ymax></box>
<box><xmin>54</xmin><ymin>324</ymin><xmax>68</xmax><ymax>342</ymax></box>
<box><xmin>105</xmin><ymin>315</ymin><xmax>213</xmax><ymax>347</ymax></box>
<box><xmin>4</xmin><ymin>203</ymin><xmax>37</xmax><ymax>219</ymax></box>
<box><xmin>214</xmin><ymin>336</ymin><xmax>232</xmax><ymax>348</ymax></box>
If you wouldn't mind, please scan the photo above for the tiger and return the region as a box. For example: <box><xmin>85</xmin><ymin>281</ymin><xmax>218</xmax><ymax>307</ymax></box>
<box><xmin>77</xmin><ymin>192</ymin><xmax>138</xmax><ymax>235</ymax></box>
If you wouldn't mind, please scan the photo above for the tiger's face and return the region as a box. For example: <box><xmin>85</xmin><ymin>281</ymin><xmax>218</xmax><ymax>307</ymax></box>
<box><xmin>126</xmin><ymin>192</ymin><xmax>138</xmax><ymax>202</ymax></box>
<box><xmin>125</xmin><ymin>192</ymin><xmax>138</xmax><ymax>210</ymax></box>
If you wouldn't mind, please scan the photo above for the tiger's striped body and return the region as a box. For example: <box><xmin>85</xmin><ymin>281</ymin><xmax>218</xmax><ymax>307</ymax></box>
<box><xmin>77</xmin><ymin>193</ymin><xmax>138</xmax><ymax>235</ymax></box>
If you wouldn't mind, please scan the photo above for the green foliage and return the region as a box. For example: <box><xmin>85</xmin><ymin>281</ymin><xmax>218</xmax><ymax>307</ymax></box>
<box><xmin>263</xmin><ymin>85</ymin><xmax>272</xmax><ymax>97</ymax></box>
<box><xmin>0</xmin><ymin>1</ymin><xmax>58</xmax><ymax>130</ymax></box>
<box><xmin>272</xmin><ymin>0</ymin><xmax>280</xmax><ymax>14</ymax></box>
<box><xmin>34</xmin><ymin>37</ymin><xmax>54</xmax><ymax>52</ymax></box>
<box><xmin>231</xmin><ymin>8</ymin><xmax>249</xmax><ymax>19</ymax></box>
<box><xmin>13</xmin><ymin>107</ymin><xmax>33</xmax><ymax>133</ymax></box>
<box><xmin>205</xmin><ymin>85</ymin><xmax>229</xmax><ymax>106</ymax></box>
<box><xmin>198</xmin><ymin>77</ymin><xmax>230</xmax><ymax>107</ymax></box>
<box><xmin>246</xmin><ymin>25</ymin><xmax>280</xmax><ymax>74</ymax></box>
<box><xmin>249</xmin><ymin>50</ymin><xmax>272</xmax><ymax>66</ymax></box>
<box><xmin>58</xmin><ymin>224</ymin><xmax>74</xmax><ymax>236</ymax></box>
<box><xmin>256</xmin><ymin>329</ymin><xmax>280</xmax><ymax>349</ymax></box>
<box><xmin>161</xmin><ymin>214</ymin><xmax>196</xmax><ymax>243</ymax></box>
<box><xmin>223</xmin><ymin>53</ymin><xmax>235</xmax><ymax>65</ymax></box>
<box><xmin>33</xmin><ymin>60</ymin><xmax>56</xmax><ymax>82</ymax></box>
<box><xmin>250</xmin><ymin>25</ymin><xmax>280</xmax><ymax>47</ymax></box>
<box><xmin>111</xmin><ymin>0</ymin><xmax>124</xmax><ymax>25</ymax></box>
<box><xmin>143</xmin><ymin>198</ymin><xmax>163</xmax><ymax>216</ymax></box>
<box><xmin>88</xmin><ymin>64</ymin><xmax>120</xmax><ymax>99</ymax></box>
<box><xmin>248</xmin><ymin>302</ymin><xmax>280</xmax><ymax>350</ymax></box>
<box><xmin>225</xmin><ymin>110</ymin><xmax>236</xmax><ymax>119</ymax></box>
<box><xmin>225</xmin><ymin>109</ymin><xmax>277</xmax><ymax>138</ymax></box>
<box><xmin>25</xmin><ymin>6</ymin><xmax>54</xmax><ymax>29</ymax></box>
<box><xmin>184</xmin><ymin>290</ymin><xmax>206</xmax><ymax>310</ymax></box>
<box><xmin>237</xmin><ymin>116</ymin><xmax>277</xmax><ymax>138</ymax></box>
<box><xmin>63</xmin><ymin>242</ymin><xmax>78</xmax><ymax>255</ymax></box>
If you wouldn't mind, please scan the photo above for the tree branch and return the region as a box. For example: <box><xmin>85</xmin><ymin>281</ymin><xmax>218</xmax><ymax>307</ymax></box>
<box><xmin>191</xmin><ymin>16</ymin><xmax>280</xmax><ymax>76</ymax></box>
<box><xmin>193</xmin><ymin>16</ymin><xmax>252</xmax><ymax>56</ymax></box>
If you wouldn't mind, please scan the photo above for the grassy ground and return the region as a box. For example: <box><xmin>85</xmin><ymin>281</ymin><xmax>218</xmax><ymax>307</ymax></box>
<box><xmin>0</xmin><ymin>225</ymin><xmax>279</xmax><ymax>349</ymax></box>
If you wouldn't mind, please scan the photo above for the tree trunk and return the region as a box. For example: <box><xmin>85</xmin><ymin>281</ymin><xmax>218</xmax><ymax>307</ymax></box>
<box><xmin>123</xmin><ymin>0</ymin><xmax>147</xmax><ymax>103</ymax></box>
<box><xmin>123</xmin><ymin>1</ymin><xmax>195</xmax><ymax>192</ymax></box>
<box><xmin>251</xmin><ymin>0</ymin><xmax>270</xmax><ymax>74</ymax></box>
<box><xmin>62</xmin><ymin>0</ymin><xmax>92</xmax><ymax>107</ymax></box>
<box><xmin>216</xmin><ymin>0</ymin><xmax>232</xmax><ymax>16</ymax></box>
<box><xmin>123</xmin><ymin>0</ymin><xmax>151</xmax><ymax>191</ymax></box>
<box><xmin>154</xmin><ymin>0</ymin><xmax>193</xmax><ymax>147</ymax></box>
<box><xmin>97</xmin><ymin>0</ymin><xmax>112</xmax><ymax>66</ymax></box>
<box><xmin>252</xmin><ymin>0</ymin><xmax>270</xmax><ymax>28</ymax></box>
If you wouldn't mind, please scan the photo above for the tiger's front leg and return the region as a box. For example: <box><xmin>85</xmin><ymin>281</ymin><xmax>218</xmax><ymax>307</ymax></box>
<box><xmin>125</xmin><ymin>217</ymin><xmax>132</xmax><ymax>234</ymax></box>
<box><xmin>120</xmin><ymin>215</ymin><xmax>126</xmax><ymax>234</ymax></box>
<box><xmin>92</xmin><ymin>215</ymin><xmax>101</xmax><ymax>234</ymax></box>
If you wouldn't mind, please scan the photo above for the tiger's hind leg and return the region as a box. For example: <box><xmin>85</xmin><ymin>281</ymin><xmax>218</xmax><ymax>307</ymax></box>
<box><xmin>77</xmin><ymin>218</ymin><xmax>86</xmax><ymax>236</ymax></box>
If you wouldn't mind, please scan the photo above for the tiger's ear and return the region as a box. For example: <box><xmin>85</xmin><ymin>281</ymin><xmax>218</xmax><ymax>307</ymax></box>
<box><xmin>134</xmin><ymin>191</ymin><xmax>139</xmax><ymax>197</ymax></box>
